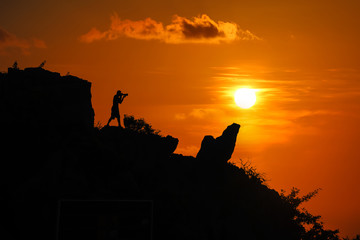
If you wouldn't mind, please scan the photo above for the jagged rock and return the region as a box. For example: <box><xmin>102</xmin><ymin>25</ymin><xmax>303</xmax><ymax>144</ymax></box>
<box><xmin>163</xmin><ymin>135</ymin><xmax>179</xmax><ymax>155</ymax></box>
<box><xmin>196</xmin><ymin>123</ymin><xmax>240</xmax><ymax>163</ymax></box>
<box><xmin>0</xmin><ymin>66</ymin><xmax>94</xmax><ymax>129</ymax></box>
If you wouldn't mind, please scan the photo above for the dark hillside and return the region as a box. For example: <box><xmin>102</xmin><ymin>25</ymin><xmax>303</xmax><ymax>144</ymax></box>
<box><xmin>0</xmin><ymin>67</ymin><xmax>343</xmax><ymax>239</ymax></box>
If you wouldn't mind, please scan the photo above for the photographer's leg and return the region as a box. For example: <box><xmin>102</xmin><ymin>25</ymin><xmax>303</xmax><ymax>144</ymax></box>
<box><xmin>106</xmin><ymin>116</ymin><xmax>113</xmax><ymax>126</ymax></box>
<box><xmin>116</xmin><ymin>116</ymin><xmax>121</xmax><ymax>127</ymax></box>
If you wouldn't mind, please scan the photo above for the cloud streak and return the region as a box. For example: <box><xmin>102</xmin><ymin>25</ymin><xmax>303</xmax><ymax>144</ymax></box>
<box><xmin>80</xmin><ymin>14</ymin><xmax>260</xmax><ymax>44</ymax></box>
<box><xmin>0</xmin><ymin>27</ymin><xmax>46</xmax><ymax>55</ymax></box>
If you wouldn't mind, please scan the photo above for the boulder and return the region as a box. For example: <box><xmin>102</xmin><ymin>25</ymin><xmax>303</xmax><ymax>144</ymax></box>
<box><xmin>196</xmin><ymin>123</ymin><xmax>240</xmax><ymax>163</ymax></box>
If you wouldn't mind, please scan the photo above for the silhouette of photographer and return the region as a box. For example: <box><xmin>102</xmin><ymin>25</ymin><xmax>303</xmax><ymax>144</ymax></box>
<box><xmin>106</xmin><ymin>90</ymin><xmax>128</xmax><ymax>127</ymax></box>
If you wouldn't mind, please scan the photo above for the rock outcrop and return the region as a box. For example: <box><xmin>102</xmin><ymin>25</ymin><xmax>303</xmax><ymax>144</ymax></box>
<box><xmin>0</xmin><ymin>66</ymin><xmax>94</xmax><ymax>129</ymax></box>
<box><xmin>196</xmin><ymin>123</ymin><xmax>240</xmax><ymax>163</ymax></box>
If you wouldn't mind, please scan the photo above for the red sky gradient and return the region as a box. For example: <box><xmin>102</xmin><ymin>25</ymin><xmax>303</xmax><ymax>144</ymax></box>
<box><xmin>1</xmin><ymin>0</ymin><xmax>360</xmax><ymax>237</ymax></box>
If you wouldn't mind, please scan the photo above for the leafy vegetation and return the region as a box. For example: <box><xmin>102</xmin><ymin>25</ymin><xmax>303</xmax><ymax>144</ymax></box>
<box><xmin>237</xmin><ymin>158</ymin><xmax>267</xmax><ymax>184</ymax></box>
<box><xmin>237</xmin><ymin>159</ymin><xmax>358</xmax><ymax>240</ymax></box>
<box><xmin>123</xmin><ymin>114</ymin><xmax>161</xmax><ymax>135</ymax></box>
<box><xmin>280</xmin><ymin>187</ymin><xmax>341</xmax><ymax>240</ymax></box>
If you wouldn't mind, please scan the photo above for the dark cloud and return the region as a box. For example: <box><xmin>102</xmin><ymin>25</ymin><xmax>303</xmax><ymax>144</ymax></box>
<box><xmin>181</xmin><ymin>19</ymin><xmax>223</xmax><ymax>39</ymax></box>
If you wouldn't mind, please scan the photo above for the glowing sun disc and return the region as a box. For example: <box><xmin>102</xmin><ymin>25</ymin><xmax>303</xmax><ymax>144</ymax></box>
<box><xmin>234</xmin><ymin>88</ymin><xmax>257</xmax><ymax>109</ymax></box>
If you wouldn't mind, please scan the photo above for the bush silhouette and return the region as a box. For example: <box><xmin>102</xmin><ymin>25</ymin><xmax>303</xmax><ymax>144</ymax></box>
<box><xmin>237</xmin><ymin>159</ymin><xmax>267</xmax><ymax>184</ymax></box>
<box><xmin>237</xmin><ymin>160</ymin><xmax>349</xmax><ymax>240</ymax></box>
<box><xmin>123</xmin><ymin>114</ymin><xmax>160</xmax><ymax>135</ymax></box>
<box><xmin>280</xmin><ymin>188</ymin><xmax>341</xmax><ymax>240</ymax></box>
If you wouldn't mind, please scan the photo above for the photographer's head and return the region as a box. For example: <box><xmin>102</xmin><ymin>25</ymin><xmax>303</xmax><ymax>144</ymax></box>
<box><xmin>116</xmin><ymin>90</ymin><xmax>128</xmax><ymax>97</ymax></box>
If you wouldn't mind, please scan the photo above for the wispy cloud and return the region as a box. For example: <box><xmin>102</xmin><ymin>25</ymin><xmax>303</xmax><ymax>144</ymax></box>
<box><xmin>80</xmin><ymin>14</ymin><xmax>260</xmax><ymax>44</ymax></box>
<box><xmin>0</xmin><ymin>27</ymin><xmax>46</xmax><ymax>55</ymax></box>
<box><xmin>175</xmin><ymin>107</ymin><xmax>222</xmax><ymax>121</ymax></box>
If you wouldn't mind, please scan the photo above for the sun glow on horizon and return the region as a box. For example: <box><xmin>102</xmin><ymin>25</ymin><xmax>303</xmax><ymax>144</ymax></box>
<box><xmin>234</xmin><ymin>88</ymin><xmax>257</xmax><ymax>109</ymax></box>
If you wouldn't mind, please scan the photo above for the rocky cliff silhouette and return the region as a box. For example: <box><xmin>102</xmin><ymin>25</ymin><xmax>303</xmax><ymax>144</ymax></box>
<box><xmin>1</xmin><ymin>66</ymin><xmax>94</xmax><ymax>129</ymax></box>
<box><xmin>0</xmin><ymin>67</ymin><xmax>333</xmax><ymax>239</ymax></box>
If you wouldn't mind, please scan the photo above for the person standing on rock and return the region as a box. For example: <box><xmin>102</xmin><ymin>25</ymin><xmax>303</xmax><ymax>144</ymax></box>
<box><xmin>106</xmin><ymin>90</ymin><xmax>128</xmax><ymax>127</ymax></box>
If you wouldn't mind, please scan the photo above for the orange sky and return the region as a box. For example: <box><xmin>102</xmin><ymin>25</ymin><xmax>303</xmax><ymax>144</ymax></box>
<box><xmin>1</xmin><ymin>0</ymin><xmax>360</xmax><ymax>237</ymax></box>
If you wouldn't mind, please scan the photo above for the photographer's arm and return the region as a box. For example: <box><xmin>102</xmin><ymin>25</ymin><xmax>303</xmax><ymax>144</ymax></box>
<box><xmin>119</xmin><ymin>94</ymin><xmax>127</xmax><ymax>103</ymax></box>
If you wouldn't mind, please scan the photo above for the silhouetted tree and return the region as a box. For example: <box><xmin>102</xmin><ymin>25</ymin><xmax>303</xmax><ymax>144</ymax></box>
<box><xmin>123</xmin><ymin>115</ymin><xmax>160</xmax><ymax>135</ymax></box>
<box><xmin>280</xmin><ymin>188</ymin><xmax>341</xmax><ymax>240</ymax></box>
<box><xmin>236</xmin><ymin>160</ymin><xmax>357</xmax><ymax>240</ymax></box>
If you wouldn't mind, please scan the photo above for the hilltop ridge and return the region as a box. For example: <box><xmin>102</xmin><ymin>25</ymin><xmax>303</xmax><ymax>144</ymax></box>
<box><xmin>0</xmin><ymin>67</ymin><xmax>342</xmax><ymax>240</ymax></box>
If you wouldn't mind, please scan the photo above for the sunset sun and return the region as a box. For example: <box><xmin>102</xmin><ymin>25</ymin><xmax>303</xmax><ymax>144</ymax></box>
<box><xmin>234</xmin><ymin>88</ymin><xmax>257</xmax><ymax>109</ymax></box>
